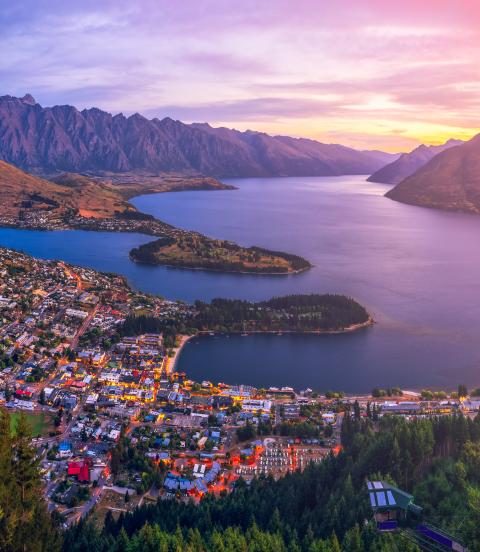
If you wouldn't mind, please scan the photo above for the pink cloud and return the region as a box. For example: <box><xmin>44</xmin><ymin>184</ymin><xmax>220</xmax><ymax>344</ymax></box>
<box><xmin>1</xmin><ymin>0</ymin><xmax>479</xmax><ymax>150</ymax></box>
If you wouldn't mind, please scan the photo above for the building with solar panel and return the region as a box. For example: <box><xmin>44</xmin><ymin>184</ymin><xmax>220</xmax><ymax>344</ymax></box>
<box><xmin>366</xmin><ymin>480</ymin><xmax>469</xmax><ymax>551</ymax></box>
<box><xmin>366</xmin><ymin>480</ymin><xmax>422</xmax><ymax>531</ymax></box>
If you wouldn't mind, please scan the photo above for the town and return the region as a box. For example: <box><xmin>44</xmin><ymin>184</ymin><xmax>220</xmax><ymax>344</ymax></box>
<box><xmin>1</xmin><ymin>246</ymin><xmax>479</xmax><ymax>529</ymax></box>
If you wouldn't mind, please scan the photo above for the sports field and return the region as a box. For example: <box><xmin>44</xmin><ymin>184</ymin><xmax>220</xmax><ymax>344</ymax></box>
<box><xmin>8</xmin><ymin>411</ymin><xmax>51</xmax><ymax>437</ymax></box>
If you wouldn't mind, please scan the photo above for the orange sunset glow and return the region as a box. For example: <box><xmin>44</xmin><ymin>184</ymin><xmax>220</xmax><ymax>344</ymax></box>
<box><xmin>2</xmin><ymin>0</ymin><xmax>480</xmax><ymax>150</ymax></box>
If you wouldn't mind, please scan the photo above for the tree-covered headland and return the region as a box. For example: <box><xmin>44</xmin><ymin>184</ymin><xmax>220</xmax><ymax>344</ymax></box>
<box><xmin>121</xmin><ymin>294</ymin><xmax>372</xmax><ymax>339</ymax></box>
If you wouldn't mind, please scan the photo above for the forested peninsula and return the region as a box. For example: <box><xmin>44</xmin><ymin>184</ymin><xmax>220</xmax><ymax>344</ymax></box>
<box><xmin>121</xmin><ymin>294</ymin><xmax>372</xmax><ymax>336</ymax></box>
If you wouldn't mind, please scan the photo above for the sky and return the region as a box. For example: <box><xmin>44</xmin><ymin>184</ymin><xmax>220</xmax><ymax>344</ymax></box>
<box><xmin>1</xmin><ymin>0</ymin><xmax>480</xmax><ymax>151</ymax></box>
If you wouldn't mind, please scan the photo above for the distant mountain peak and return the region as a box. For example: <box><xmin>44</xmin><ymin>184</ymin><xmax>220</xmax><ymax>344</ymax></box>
<box><xmin>385</xmin><ymin>133</ymin><xmax>480</xmax><ymax>214</ymax></box>
<box><xmin>21</xmin><ymin>93</ymin><xmax>36</xmax><ymax>105</ymax></box>
<box><xmin>367</xmin><ymin>138</ymin><xmax>463</xmax><ymax>185</ymax></box>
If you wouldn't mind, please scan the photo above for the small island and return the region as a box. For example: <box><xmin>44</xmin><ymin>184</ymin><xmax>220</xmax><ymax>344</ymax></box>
<box><xmin>130</xmin><ymin>237</ymin><xmax>311</xmax><ymax>274</ymax></box>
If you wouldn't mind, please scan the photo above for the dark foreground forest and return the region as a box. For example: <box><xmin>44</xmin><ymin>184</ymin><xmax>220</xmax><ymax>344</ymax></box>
<box><xmin>3</xmin><ymin>407</ymin><xmax>480</xmax><ymax>551</ymax></box>
<box><xmin>62</xmin><ymin>414</ymin><xmax>480</xmax><ymax>551</ymax></box>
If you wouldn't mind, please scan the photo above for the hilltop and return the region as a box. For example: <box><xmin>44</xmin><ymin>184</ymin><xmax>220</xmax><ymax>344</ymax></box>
<box><xmin>386</xmin><ymin>134</ymin><xmax>480</xmax><ymax>214</ymax></box>
<box><xmin>0</xmin><ymin>162</ymin><xmax>231</xmax><ymax>219</ymax></box>
<box><xmin>0</xmin><ymin>94</ymin><xmax>396</xmax><ymax>177</ymax></box>
<box><xmin>0</xmin><ymin>160</ymin><xmax>75</xmax><ymax>217</ymax></box>
<box><xmin>0</xmin><ymin>162</ymin><xmax>137</xmax><ymax>219</ymax></box>
<box><xmin>367</xmin><ymin>139</ymin><xmax>463</xmax><ymax>185</ymax></box>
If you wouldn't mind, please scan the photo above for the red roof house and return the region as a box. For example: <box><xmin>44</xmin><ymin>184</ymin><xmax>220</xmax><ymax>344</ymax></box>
<box><xmin>67</xmin><ymin>459</ymin><xmax>91</xmax><ymax>482</ymax></box>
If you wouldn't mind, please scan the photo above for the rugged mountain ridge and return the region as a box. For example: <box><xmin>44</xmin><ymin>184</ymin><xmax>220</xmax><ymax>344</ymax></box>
<box><xmin>367</xmin><ymin>138</ymin><xmax>463</xmax><ymax>185</ymax></box>
<box><xmin>386</xmin><ymin>134</ymin><xmax>480</xmax><ymax>214</ymax></box>
<box><xmin>0</xmin><ymin>94</ymin><xmax>395</xmax><ymax>177</ymax></box>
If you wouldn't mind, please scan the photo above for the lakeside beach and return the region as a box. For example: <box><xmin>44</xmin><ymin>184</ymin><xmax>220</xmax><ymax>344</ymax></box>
<box><xmin>167</xmin><ymin>334</ymin><xmax>196</xmax><ymax>374</ymax></box>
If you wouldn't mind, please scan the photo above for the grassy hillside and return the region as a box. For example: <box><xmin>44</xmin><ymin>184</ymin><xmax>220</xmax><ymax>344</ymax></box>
<box><xmin>0</xmin><ymin>162</ymin><xmax>233</xmax><ymax>220</ymax></box>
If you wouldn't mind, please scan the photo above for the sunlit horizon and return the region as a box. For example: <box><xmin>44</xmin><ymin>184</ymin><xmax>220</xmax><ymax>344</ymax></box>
<box><xmin>2</xmin><ymin>0</ymin><xmax>480</xmax><ymax>152</ymax></box>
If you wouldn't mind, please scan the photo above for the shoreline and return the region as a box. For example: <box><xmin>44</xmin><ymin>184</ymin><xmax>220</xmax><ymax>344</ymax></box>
<box><xmin>0</xmin><ymin>221</ymin><xmax>311</xmax><ymax>277</ymax></box>
<box><xmin>170</xmin><ymin>324</ymin><xmax>461</xmax><ymax>397</ymax></box>
<box><xmin>0</xmin><ymin>222</ymin><xmax>311</xmax><ymax>276</ymax></box>
<box><xmin>129</xmin><ymin>253</ymin><xmax>311</xmax><ymax>276</ymax></box>
<box><xmin>195</xmin><ymin>317</ymin><xmax>374</xmax><ymax>336</ymax></box>
<box><xmin>169</xmin><ymin>334</ymin><xmax>196</xmax><ymax>373</ymax></box>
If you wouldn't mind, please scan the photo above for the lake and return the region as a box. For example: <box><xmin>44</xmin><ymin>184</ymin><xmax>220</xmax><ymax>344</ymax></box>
<box><xmin>2</xmin><ymin>175</ymin><xmax>480</xmax><ymax>392</ymax></box>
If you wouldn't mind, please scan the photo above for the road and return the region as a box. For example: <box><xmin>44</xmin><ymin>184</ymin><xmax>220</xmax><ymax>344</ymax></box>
<box><xmin>59</xmin><ymin>262</ymin><xmax>83</xmax><ymax>291</ymax></box>
<box><xmin>70</xmin><ymin>304</ymin><xmax>98</xmax><ymax>349</ymax></box>
<box><xmin>66</xmin><ymin>473</ymin><xmax>107</xmax><ymax>526</ymax></box>
<box><xmin>334</xmin><ymin>411</ymin><xmax>344</xmax><ymax>445</ymax></box>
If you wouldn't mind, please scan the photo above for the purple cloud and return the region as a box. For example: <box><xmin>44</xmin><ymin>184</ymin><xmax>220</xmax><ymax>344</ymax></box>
<box><xmin>0</xmin><ymin>0</ymin><xmax>479</xmax><ymax>150</ymax></box>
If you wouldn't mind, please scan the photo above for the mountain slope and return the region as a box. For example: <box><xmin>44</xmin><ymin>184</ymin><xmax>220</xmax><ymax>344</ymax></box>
<box><xmin>0</xmin><ymin>94</ymin><xmax>396</xmax><ymax>177</ymax></box>
<box><xmin>0</xmin><ymin>161</ymin><xmax>136</xmax><ymax>218</ymax></box>
<box><xmin>0</xmin><ymin>162</ymin><xmax>230</xmax><ymax>219</ymax></box>
<box><xmin>368</xmin><ymin>139</ymin><xmax>463</xmax><ymax>185</ymax></box>
<box><xmin>386</xmin><ymin>134</ymin><xmax>480</xmax><ymax>213</ymax></box>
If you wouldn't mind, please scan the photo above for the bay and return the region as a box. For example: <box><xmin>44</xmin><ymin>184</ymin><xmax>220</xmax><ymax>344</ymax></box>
<box><xmin>1</xmin><ymin>175</ymin><xmax>480</xmax><ymax>391</ymax></box>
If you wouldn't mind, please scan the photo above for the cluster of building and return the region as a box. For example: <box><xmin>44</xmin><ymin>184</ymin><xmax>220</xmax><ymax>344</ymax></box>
<box><xmin>0</xmin><ymin>204</ymin><xmax>194</xmax><ymax>245</ymax></box>
<box><xmin>0</xmin><ymin>247</ymin><xmax>190</xmax><ymax>406</ymax></box>
<box><xmin>350</xmin><ymin>396</ymin><xmax>480</xmax><ymax>417</ymax></box>
<box><xmin>2</xmin><ymin>246</ymin><xmax>480</xmax><ymax>524</ymax></box>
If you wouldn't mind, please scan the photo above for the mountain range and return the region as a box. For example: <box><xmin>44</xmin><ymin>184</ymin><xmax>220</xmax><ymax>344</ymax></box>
<box><xmin>367</xmin><ymin>139</ymin><xmax>463</xmax><ymax>185</ymax></box>
<box><xmin>0</xmin><ymin>94</ymin><xmax>397</xmax><ymax>177</ymax></box>
<box><xmin>4</xmin><ymin>93</ymin><xmax>480</xmax><ymax>217</ymax></box>
<box><xmin>386</xmin><ymin>134</ymin><xmax>480</xmax><ymax>214</ymax></box>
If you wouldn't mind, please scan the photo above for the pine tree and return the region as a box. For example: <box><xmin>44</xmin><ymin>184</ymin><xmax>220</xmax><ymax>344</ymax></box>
<box><xmin>342</xmin><ymin>524</ymin><xmax>364</xmax><ymax>552</ymax></box>
<box><xmin>112</xmin><ymin>528</ymin><xmax>129</xmax><ymax>552</ymax></box>
<box><xmin>354</xmin><ymin>401</ymin><xmax>361</xmax><ymax>421</ymax></box>
<box><xmin>0</xmin><ymin>411</ymin><xmax>63</xmax><ymax>552</ymax></box>
<box><xmin>13</xmin><ymin>412</ymin><xmax>40</xmax><ymax>508</ymax></box>
<box><xmin>268</xmin><ymin>508</ymin><xmax>282</xmax><ymax>534</ymax></box>
<box><xmin>0</xmin><ymin>408</ymin><xmax>17</xmax><ymax>550</ymax></box>
<box><xmin>329</xmin><ymin>532</ymin><xmax>341</xmax><ymax>552</ymax></box>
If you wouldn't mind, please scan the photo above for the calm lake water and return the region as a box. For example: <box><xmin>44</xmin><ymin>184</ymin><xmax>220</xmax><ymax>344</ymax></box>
<box><xmin>2</xmin><ymin>175</ymin><xmax>480</xmax><ymax>392</ymax></box>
